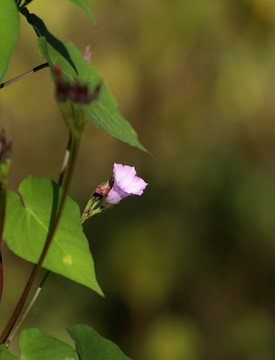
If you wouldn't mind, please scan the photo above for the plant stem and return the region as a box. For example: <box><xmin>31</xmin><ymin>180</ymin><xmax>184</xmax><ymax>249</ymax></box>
<box><xmin>58</xmin><ymin>134</ymin><xmax>72</xmax><ymax>186</ymax></box>
<box><xmin>4</xmin><ymin>134</ymin><xmax>73</xmax><ymax>346</ymax></box>
<box><xmin>0</xmin><ymin>188</ymin><xmax>6</xmax><ymax>302</ymax></box>
<box><xmin>0</xmin><ymin>134</ymin><xmax>79</xmax><ymax>344</ymax></box>
<box><xmin>0</xmin><ymin>63</ymin><xmax>49</xmax><ymax>89</ymax></box>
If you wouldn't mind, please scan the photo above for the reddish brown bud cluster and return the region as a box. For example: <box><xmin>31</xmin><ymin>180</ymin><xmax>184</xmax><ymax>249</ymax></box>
<box><xmin>94</xmin><ymin>179</ymin><xmax>114</xmax><ymax>197</ymax></box>
<box><xmin>53</xmin><ymin>65</ymin><xmax>101</xmax><ymax>104</ymax></box>
<box><xmin>94</xmin><ymin>184</ymin><xmax>112</xmax><ymax>197</ymax></box>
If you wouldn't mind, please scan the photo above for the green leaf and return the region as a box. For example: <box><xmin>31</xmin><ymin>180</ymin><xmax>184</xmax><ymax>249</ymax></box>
<box><xmin>0</xmin><ymin>345</ymin><xmax>19</xmax><ymax>360</ymax></box>
<box><xmin>68</xmin><ymin>324</ymin><xmax>132</xmax><ymax>360</ymax></box>
<box><xmin>69</xmin><ymin>0</ymin><xmax>96</xmax><ymax>24</ymax></box>
<box><xmin>21</xmin><ymin>8</ymin><xmax>77</xmax><ymax>73</ymax></box>
<box><xmin>0</xmin><ymin>329</ymin><xmax>76</xmax><ymax>360</ymax></box>
<box><xmin>37</xmin><ymin>36</ymin><xmax>148</xmax><ymax>152</ymax></box>
<box><xmin>0</xmin><ymin>0</ymin><xmax>19</xmax><ymax>83</ymax></box>
<box><xmin>21</xmin><ymin>10</ymin><xmax>147</xmax><ymax>152</ymax></box>
<box><xmin>20</xmin><ymin>329</ymin><xmax>76</xmax><ymax>360</ymax></box>
<box><xmin>3</xmin><ymin>175</ymin><xmax>103</xmax><ymax>295</ymax></box>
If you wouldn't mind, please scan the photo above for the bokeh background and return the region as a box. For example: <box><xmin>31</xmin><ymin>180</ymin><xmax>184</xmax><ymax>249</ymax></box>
<box><xmin>1</xmin><ymin>0</ymin><xmax>275</xmax><ymax>359</ymax></box>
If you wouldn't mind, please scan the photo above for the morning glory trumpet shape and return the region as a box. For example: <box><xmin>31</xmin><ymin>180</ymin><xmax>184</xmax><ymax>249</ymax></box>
<box><xmin>80</xmin><ymin>163</ymin><xmax>148</xmax><ymax>222</ymax></box>
<box><xmin>107</xmin><ymin>163</ymin><xmax>148</xmax><ymax>204</ymax></box>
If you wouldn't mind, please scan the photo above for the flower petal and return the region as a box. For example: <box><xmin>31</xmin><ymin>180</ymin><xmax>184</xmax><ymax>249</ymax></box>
<box><xmin>113</xmin><ymin>163</ymin><xmax>148</xmax><ymax>195</ymax></box>
<box><xmin>106</xmin><ymin>183</ymin><xmax>129</xmax><ymax>204</ymax></box>
<box><xmin>113</xmin><ymin>163</ymin><xmax>136</xmax><ymax>183</ymax></box>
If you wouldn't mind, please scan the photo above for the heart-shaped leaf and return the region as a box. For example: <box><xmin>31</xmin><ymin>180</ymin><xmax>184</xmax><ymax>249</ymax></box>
<box><xmin>0</xmin><ymin>0</ymin><xmax>19</xmax><ymax>83</ymax></box>
<box><xmin>3</xmin><ymin>175</ymin><xmax>102</xmax><ymax>295</ymax></box>
<box><xmin>68</xmin><ymin>324</ymin><xmax>132</xmax><ymax>360</ymax></box>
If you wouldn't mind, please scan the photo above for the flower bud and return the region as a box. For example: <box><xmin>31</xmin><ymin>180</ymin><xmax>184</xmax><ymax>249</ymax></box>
<box><xmin>53</xmin><ymin>66</ymin><xmax>100</xmax><ymax>105</ymax></box>
<box><xmin>53</xmin><ymin>65</ymin><xmax>101</xmax><ymax>137</ymax></box>
<box><xmin>94</xmin><ymin>180</ymin><xmax>113</xmax><ymax>198</ymax></box>
<box><xmin>80</xmin><ymin>180</ymin><xmax>113</xmax><ymax>223</ymax></box>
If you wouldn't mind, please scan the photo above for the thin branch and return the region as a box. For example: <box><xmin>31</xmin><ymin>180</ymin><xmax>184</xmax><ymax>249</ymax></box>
<box><xmin>0</xmin><ymin>63</ymin><xmax>49</xmax><ymax>89</ymax></box>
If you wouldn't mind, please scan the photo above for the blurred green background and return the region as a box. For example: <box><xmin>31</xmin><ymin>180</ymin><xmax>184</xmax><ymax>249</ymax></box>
<box><xmin>1</xmin><ymin>0</ymin><xmax>275</xmax><ymax>359</ymax></box>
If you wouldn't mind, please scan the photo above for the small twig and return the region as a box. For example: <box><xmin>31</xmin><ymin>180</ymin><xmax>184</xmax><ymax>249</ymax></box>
<box><xmin>0</xmin><ymin>63</ymin><xmax>49</xmax><ymax>89</ymax></box>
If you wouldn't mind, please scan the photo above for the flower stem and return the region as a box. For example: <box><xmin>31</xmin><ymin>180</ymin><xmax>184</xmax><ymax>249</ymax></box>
<box><xmin>0</xmin><ymin>63</ymin><xmax>49</xmax><ymax>89</ymax></box>
<box><xmin>0</xmin><ymin>133</ymin><xmax>79</xmax><ymax>344</ymax></box>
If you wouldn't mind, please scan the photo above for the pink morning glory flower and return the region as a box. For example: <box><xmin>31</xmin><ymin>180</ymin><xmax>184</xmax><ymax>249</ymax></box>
<box><xmin>81</xmin><ymin>164</ymin><xmax>148</xmax><ymax>222</ymax></box>
<box><xmin>106</xmin><ymin>163</ymin><xmax>148</xmax><ymax>204</ymax></box>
